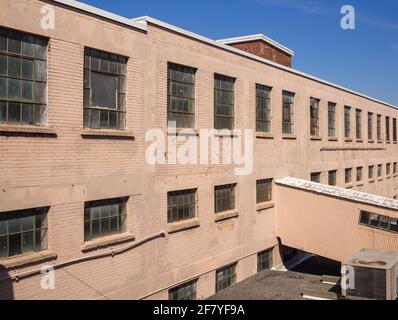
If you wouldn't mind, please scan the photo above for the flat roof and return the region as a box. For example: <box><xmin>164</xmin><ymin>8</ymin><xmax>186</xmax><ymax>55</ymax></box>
<box><xmin>217</xmin><ymin>34</ymin><xmax>295</xmax><ymax>56</ymax></box>
<box><xmin>344</xmin><ymin>249</ymin><xmax>398</xmax><ymax>269</ymax></box>
<box><xmin>52</xmin><ymin>1</ymin><xmax>397</xmax><ymax>110</ymax></box>
<box><xmin>276</xmin><ymin>177</ymin><xmax>398</xmax><ymax>210</ymax></box>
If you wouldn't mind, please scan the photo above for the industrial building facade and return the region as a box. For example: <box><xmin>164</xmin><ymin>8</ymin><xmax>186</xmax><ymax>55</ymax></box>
<box><xmin>0</xmin><ymin>0</ymin><xmax>398</xmax><ymax>300</ymax></box>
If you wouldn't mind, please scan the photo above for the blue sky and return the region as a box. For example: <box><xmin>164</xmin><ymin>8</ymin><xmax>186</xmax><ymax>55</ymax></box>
<box><xmin>82</xmin><ymin>0</ymin><xmax>398</xmax><ymax>106</ymax></box>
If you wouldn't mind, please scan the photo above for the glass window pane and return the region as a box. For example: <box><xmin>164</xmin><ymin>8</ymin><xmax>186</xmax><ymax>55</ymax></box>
<box><xmin>0</xmin><ymin>77</ymin><xmax>6</xmax><ymax>98</ymax></box>
<box><xmin>100</xmin><ymin>110</ymin><xmax>109</xmax><ymax>128</ymax></box>
<box><xmin>22</xmin><ymin>59</ymin><xmax>34</xmax><ymax>79</ymax></box>
<box><xmin>0</xmin><ymin>219</ymin><xmax>7</xmax><ymax>235</ymax></box>
<box><xmin>0</xmin><ymin>34</ymin><xmax>6</xmax><ymax>51</ymax></box>
<box><xmin>21</xmin><ymin>103</ymin><xmax>34</xmax><ymax>124</ymax></box>
<box><xmin>34</xmin><ymin>104</ymin><xmax>46</xmax><ymax>125</ymax></box>
<box><xmin>22</xmin><ymin>214</ymin><xmax>34</xmax><ymax>231</ymax></box>
<box><xmin>0</xmin><ymin>236</ymin><xmax>7</xmax><ymax>258</ymax></box>
<box><xmin>35</xmin><ymin>228</ymin><xmax>47</xmax><ymax>251</ymax></box>
<box><xmin>0</xmin><ymin>101</ymin><xmax>6</xmax><ymax>122</ymax></box>
<box><xmin>34</xmin><ymin>38</ymin><xmax>47</xmax><ymax>60</ymax></box>
<box><xmin>22</xmin><ymin>35</ymin><xmax>35</xmax><ymax>57</ymax></box>
<box><xmin>92</xmin><ymin>220</ymin><xmax>100</xmax><ymax>238</ymax></box>
<box><xmin>22</xmin><ymin>80</ymin><xmax>33</xmax><ymax>101</ymax></box>
<box><xmin>9</xmin><ymin>79</ymin><xmax>21</xmax><ymax>99</ymax></box>
<box><xmin>8</xmin><ymin>56</ymin><xmax>21</xmax><ymax>78</ymax></box>
<box><xmin>34</xmin><ymin>82</ymin><xmax>46</xmax><ymax>103</ymax></box>
<box><xmin>34</xmin><ymin>60</ymin><xmax>46</xmax><ymax>81</ymax></box>
<box><xmin>8</xmin><ymin>233</ymin><xmax>22</xmax><ymax>257</ymax></box>
<box><xmin>0</xmin><ymin>54</ymin><xmax>6</xmax><ymax>76</ymax></box>
<box><xmin>91</xmin><ymin>72</ymin><xmax>117</xmax><ymax>109</ymax></box>
<box><xmin>8</xmin><ymin>102</ymin><xmax>20</xmax><ymax>123</ymax></box>
<box><xmin>22</xmin><ymin>231</ymin><xmax>34</xmax><ymax>253</ymax></box>
<box><xmin>90</xmin><ymin>109</ymin><xmax>99</xmax><ymax>129</ymax></box>
<box><xmin>101</xmin><ymin>218</ymin><xmax>110</xmax><ymax>235</ymax></box>
<box><xmin>9</xmin><ymin>37</ymin><xmax>21</xmax><ymax>54</ymax></box>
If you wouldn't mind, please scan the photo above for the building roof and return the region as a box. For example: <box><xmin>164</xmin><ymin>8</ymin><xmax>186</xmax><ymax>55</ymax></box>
<box><xmin>52</xmin><ymin>1</ymin><xmax>397</xmax><ymax>110</ymax></box>
<box><xmin>276</xmin><ymin>177</ymin><xmax>398</xmax><ymax>210</ymax></box>
<box><xmin>216</xmin><ymin>34</ymin><xmax>295</xmax><ymax>56</ymax></box>
<box><xmin>344</xmin><ymin>249</ymin><xmax>398</xmax><ymax>270</ymax></box>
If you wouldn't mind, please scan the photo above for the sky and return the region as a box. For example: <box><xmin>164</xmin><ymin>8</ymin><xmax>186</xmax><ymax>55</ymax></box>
<box><xmin>81</xmin><ymin>0</ymin><xmax>398</xmax><ymax>106</ymax></box>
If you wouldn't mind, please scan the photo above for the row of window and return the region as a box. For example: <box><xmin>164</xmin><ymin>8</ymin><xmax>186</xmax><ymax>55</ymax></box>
<box><xmin>0</xmin><ymin>180</ymin><xmax>273</xmax><ymax>259</ymax></box>
<box><xmin>359</xmin><ymin>211</ymin><xmax>398</xmax><ymax>234</ymax></box>
<box><xmin>2</xmin><ymin>27</ymin><xmax>397</xmax><ymax>141</ymax></box>
<box><xmin>169</xmin><ymin>248</ymin><xmax>273</xmax><ymax>300</ymax></box>
<box><xmin>311</xmin><ymin>162</ymin><xmax>398</xmax><ymax>186</ymax></box>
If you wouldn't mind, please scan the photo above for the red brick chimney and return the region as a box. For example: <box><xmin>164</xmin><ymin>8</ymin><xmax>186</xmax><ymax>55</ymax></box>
<box><xmin>217</xmin><ymin>34</ymin><xmax>294</xmax><ymax>68</ymax></box>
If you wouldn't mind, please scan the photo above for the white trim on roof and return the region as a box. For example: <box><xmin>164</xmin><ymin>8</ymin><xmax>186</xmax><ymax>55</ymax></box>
<box><xmin>276</xmin><ymin>177</ymin><xmax>398</xmax><ymax>210</ymax></box>
<box><xmin>51</xmin><ymin>0</ymin><xmax>147</xmax><ymax>31</ymax></box>
<box><xmin>217</xmin><ymin>34</ymin><xmax>294</xmax><ymax>56</ymax></box>
<box><xmin>132</xmin><ymin>16</ymin><xmax>397</xmax><ymax>110</ymax></box>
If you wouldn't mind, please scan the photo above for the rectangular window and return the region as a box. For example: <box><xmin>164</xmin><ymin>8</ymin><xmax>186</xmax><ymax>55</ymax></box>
<box><xmin>0</xmin><ymin>28</ymin><xmax>47</xmax><ymax>125</ymax></box>
<box><xmin>386</xmin><ymin>116</ymin><xmax>390</xmax><ymax>141</ymax></box>
<box><xmin>345</xmin><ymin>168</ymin><xmax>352</xmax><ymax>184</ymax></box>
<box><xmin>356</xmin><ymin>167</ymin><xmax>363</xmax><ymax>182</ymax></box>
<box><xmin>355</xmin><ymin>109</ymin><xmax>362</xmax><ymax>140</ymax></box>
<box><xmin>255</xmin><ymin>84</ymin><xmax>271</xmax><ymax>132</ymax></box>
<box><xmin>167</xmin><ymin>63</ymin><xmax>196</xmax><ymax>128</ymax></box>
<box><xmin>83</xmin><ymin>48</ymin><xmax>127</xmax><ymax>130</ymax></box>
<box><xmin>394</xmin><ymin>162</ymin><xmax>397</xmax><ymax>174</ymax></box>
<box><xmin>310</xmin><ymin>172</ymin><xmax>321</xmax><ymax>183</ymax></box>
<box><xmin>377</xmin><ymin>164</ymin><xmax>382</xmax><ymax>178</ymax></box>
<box><xmin>84</xmin><ymin>198</ymin><xmax>127</xmax><ymax>241</ymax></box>
<box><xmin>214</xmin><ymin>184</ymin><xmax>236</xmax><ymax>213</ymax></box>
<box><xmin>282</xmin><ymin>90</ymin><xmax>294</xmax><ymax>134</ymax></box>
<box><xmin>387</xmin><ymin>163</ymin><xmax>391</xmax><ymax>176</ymax></box>
<box><xmin>367</xmin><ymin>112</ymin><xmax>373</xmax><ymax>140</ymax></box>
<box><xmin>256</xmin><ymin>178</ymin><xmax>272</xmax><ymax>203</ymax></box>
<box><xmin>310</xmin><ymin>97</ymin><xmax>320</xmax><ymax>136</ymax></box>
<box><xmin>390</xmin><ymin>218</ymin><xmax>398</xmax><ymax>233</ymax></box>
<box><xmin>214</xmin><ymin>74</ymin><xmax>235</xmax><ymax>130</ymax></box>
<box><xmin>0</xmin><ymin>207</ymin><xmax>48</xmax><ymax>258</ymax></box>
<box><xmin>167</xmin><ymin>189</ymin><xmax>197</xmax><ymax>223</ymax></box>
<box><xmin>328</xmin><ymin>170</ymin><xmax>337</xmax><ymax>186</ymax></box>
<box><xmin>377</xmin><ymin>114</ymin><xmax>382</xmax><ymax>141</ymax></box>
<box><xmin>216</xmin><ymin>263</ymin><xmax>237</xmax><ymax>293</ymax></box>
<box><xmin>257</xmin><ymin>249</ymin><xmax>273</xmax><ymax>272</ymax></box>
<box><xmin>328</xmin><ymin>102</ymin><xmax>336</xmax><ymax>137</ymax></box>
<box><xmin>344</xmin><ymin>106</ymin><xmax>351</xmax><ymax>138</ymax></box>
<box><xmin>168</xmin><ymin>279</ymin><xmax>197</xmax><ymax>300</ymax></box>
<box><xmin>359</xmin><ymin>211</ymin><xmax>370</xmax><ymax>225</ymax></box>
<box><xmin>393</xmin><ymin>118</ymin><xmax>397</xmax><ymax>143</ymax></box>
<box><xmin>368</xmin><ymin>165</ymin><xmax>374</xmax><ymax>179</ymax></box>
<box><xmin>359</xmin><ymin>211</ymin><xmax>398</xmax><ymax>234</ymax></box>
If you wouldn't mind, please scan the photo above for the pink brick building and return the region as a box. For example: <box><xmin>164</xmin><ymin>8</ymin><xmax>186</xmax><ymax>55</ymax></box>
<box><xmin>0</xmin><ymin>0</ymin><xmax>397</xmax><ymax>300</ymax></box>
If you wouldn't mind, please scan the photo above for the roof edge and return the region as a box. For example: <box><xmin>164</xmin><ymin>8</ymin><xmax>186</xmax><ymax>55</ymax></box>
<box><xmin>51</xmin><ymin>0</ymin><xmax>147</xmax><ymax>31</ymax></box>
<box><xmin>217</xmin><ymin>34</ymin><xmax>294</xmax><ymax>56</ymax></box>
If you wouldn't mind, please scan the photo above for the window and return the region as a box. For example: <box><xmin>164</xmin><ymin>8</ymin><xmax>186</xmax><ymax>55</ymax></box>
<box><xmin>328</xmin><ymin>102</ymin><xmax>336</xmax><ymax>137</ymax></box>
<box><xmin>387</xmin><ymin>163</ymin><xmax>391</xmax><ymax>176</ymax></box>
<box><xmin>328</xmin><ymin>170</ymin><xmax>337</xmax><ymax>186</ymax></box>
<box><xmin>214</xmin><ymin>74</ymin><xmax>235</xmax><ymax>130</ymax></box>
<box><xmin>167</xmin><ymin>189</ymin><xmax>197</xmax><ymax>223</ymax></box>
<box><xmin>169</xmin><ymin>279</ymin><xmax>197</xmax><ymax>300</ymax></box>
<box><xmin>310</xmin><ymin>172</ymin><xmax>321</xmax><ymax>183</ymax></box>
<box><xmin>386</xmin><ymin>116</ymin><xmax>390</xmax><ymax>141</ymax></box>
<box><xmin>377</xmin><ymin>164</ymin><xmax>382</xmax><ymax>178</ymax></box>
<box><xmin>167</xmin><ymin>63</ymin><xmax>196</xmax><ymax>128</ymax></box>
<box><xmin>83</xmin><ymin>48</ymin><xmax>127</xmax><ymax>129</ymax></box>
<box><xmin>256</xmin><ymin>179</ymin><xmax>272</xmax><ymax>204</ymax></box>
<box><xmin>394</xmin><ymin>162</ymin><xmax>397</xmax><ymax>174</ymax></box>
<box><xmin>359</xmin><ymin>211</ymin><xmax>398</xmax><ymax>234</ymax></box>
<box><xmin>257</xmin><ymin>249</ymin><xmax>273</xmax><ymax>272</ymax></box>
<box><xmin>0</xmin><ymin>28</ymin><xmax>47</xmax><ymax>125</ymax></box>
<box><xmin>216</xmin><ymin>263</ymin><xmax>236</xmax><ymax>293</ymax></box>
<box><xmin>356</xmin><ymin>167</ymin><xmax>363</xmax><ymax>182</ymax></box>
<box><xmin>393</xmin><ymin>118</ymin><xmax>397</xmax><ymax>143</ymax></box>
<box><xmin>377</xmin><ymin>114</ymin><xmax>382</xmax><ymax>141</ymax></box>
<box><xmin>282</xmin><ymin>90</ymin><xmax>294</xmax><ymax>134</ymax></box>
<box><xmin>344</xmin><ymin>106</ymin><xmax>351</xmax><ymax>138</ymax></box>
<box><xmin>214</xmin><ymin>184</ymin><xmax>236</xmax><ymax>213</ymax></box>
<box><xmin>255</xmin><ymin>84</ymin><xmax>271</xmax><ymax>132</ymax></box>
<box><xmin>368</xmin><ymin>165</ymin><xmax>374</xmax><ymax>179</ymax></box>
<box><xmin>84</xmin><ymin>198</ymin><xmax>127</xmax><ymax>241</ymax></box>
<box><xmin>367</xmin><ymin>112</ymin><xmax>373</xmax><ymax>140</ymax></box>
<box><xmin>310</xmin><ymin>97</ymin><xmax>320</xmax><ymax>136</ymax></box>
<box><xmin>0</xmin><ymin>207</ymin><xmax>48</xmax><ymax>258</ymax></box>
<box><xmin>345</xmin><ymin>168</ymin><xmax>352</xmax><ymax>184</ymax></box>
<box><xmin>355</xmin><ymin>109</ymin><xmax>362</xmax><ymax>140</ymax></box>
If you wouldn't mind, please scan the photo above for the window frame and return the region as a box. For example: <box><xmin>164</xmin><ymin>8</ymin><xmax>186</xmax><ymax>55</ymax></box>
<box><xmin>367</xmin><ymin>112</ymin><xmax>373</xmax><ymax>140</ymax></box>
<box><xmin>214</xmin><ymin>184</ymin><xmax>236</xmax><ymax>213</ymax></box>
<box><xmin>355</xmin><ymin>108</ymin><xmax>362</xmax><ymax>140</ymax></box>
<box><xmin>282</xmin><ymin>90</ymin><xmax>295</xmax><ymax>134</ymax></box>
<box><xmin>167</xmin><ymin>188</ymin><xmax>197</xmax><ymax>223</ymax></box>
<box><xmin>328</xmin><ymin>102</ymin><xmax>336</xmax><ymax>137</ymax></box>
<box><xmin>345</xmin><ymin>168</ymin><xmax>352</xmax><ymax>184</ymax></box>
<box><xmin>257</xmin><ymin>249</ymin><xmax>273</xmax><ymax>272</ymax></box>
<box><xmin>310</xmin><ymin>97</ymin><xmax>320</xmax><ymax>137</ymax></box>
<box><xmin>256</xmin><ymin>178</ymin><xmax>272</xmax><ymax>204</ymax></box>
<box><xmin>344</xmin><ymin>106</ymin><xmax>351</xmax><ymax>138</ymax></box>
<box><xmin>215</xmin><ymin>263</ymin><xmax>237</xmax><ymax>293</ymax></box>
<box><xmin>214</xmin><ymin>73</ymin><xmax>235</xmax><ymax>130</ymax></box>
<box><xmin>255</xmin><ymin>84</ymin><xmax>271</xmax><ymax>133</ymax></box>
<box><xmin>168</xmin><ymin>279</ymin><xmax>197</xmax><ymax>300</ymax></box>
<box><xmin>328</xmin><ymin>170</ymin><xmax>337</xmax><ymax>186</ymax></box>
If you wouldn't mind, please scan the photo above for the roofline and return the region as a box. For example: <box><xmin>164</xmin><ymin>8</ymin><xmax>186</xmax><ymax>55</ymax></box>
<box><xmin>51</xmin><ymin>0</ymin><xmax>147</xmax><ymax>31</ymax></box>
<box><xmin>217</xmin><ymin>34</ymin><xmax>294</xmax><ymax>56</ymax></box>
<box><xmin>132</xmin><ymin>16</ymin><xmax>397</xmax><ymax>110</ymax></box>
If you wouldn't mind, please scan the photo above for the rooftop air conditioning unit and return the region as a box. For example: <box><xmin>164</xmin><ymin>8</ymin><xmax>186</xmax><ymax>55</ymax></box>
<box><xmin>341</xmin><ymin>249</ymin><xmax>398</xmax><ymax>300</ymax></box>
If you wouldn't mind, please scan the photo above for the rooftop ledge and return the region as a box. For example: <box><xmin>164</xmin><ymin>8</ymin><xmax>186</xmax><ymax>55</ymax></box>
<box><xmin>276</xmin><ymin>177</ymin><xmax>398</xmax><ymax>210</ymax></box>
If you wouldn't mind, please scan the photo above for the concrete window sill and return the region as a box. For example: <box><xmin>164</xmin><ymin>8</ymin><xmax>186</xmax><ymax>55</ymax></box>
<box><xmin>256</xmin><ymin>132</ymin><xmax>274</xmax><ymax>139</ymax></box>
<box><xmin>215</xmin><ymin>209</ymin><xmax>239</xmax><ymax>222</ymax></box>
<box><xmin>369</xmin><ymin>179</ymin><xmax>375</xmax><ymax>183</ymax></box>
<box><xmin>167</xmin><ymin>218</ymin><xmax>200</xmax><ymax>234</ymax></box>
<box><xmin>310</xmin><ymin>136</ymin><xmax>322</xmax><ymax>141</ymax></box>
<box><xmin>356</xmin><ymin>138</ymin><xmax>363</xmax><ymax>143</ymax></box>
<box><xmin>167</xmin><ymin>128</ymin><xmax>199</xmax><ymax>136</ymax></box>
<box><xmin>256</xmin><ymin>201</ymin><xmax>274</xmax><ymax>212</ymax></box>
<box><xmin>377</xmin><ymin>140</ymin><xmax>383</xmax><ymax>144</ymax></box>
<box><xmin>387</xmin><ymin>175</ymin><xmax>392</xmax><ymax>179</ymax></box>
<box><xmin>368</xmin><ymin>139</ymin><xmax>375</xmax><ymax>144</ymax></box>
<box><xmin>328</xmin><ymin>137</ymin><xmax>338</xmax><ymax>141</ymax></box>
<box><xmin>387</xmin><ymin>141</ymin><xmax>391</xmax><ymax>144</ymax></box>
<box><xmin>0</xmin><ymin>125</ymin><xmax>57</xmax><ymax>137</ymax></box>
<box><xmin>282</xmin><ymin>134</ymin><xmax>297</xmax><ymax>140</ymax></box>
<box><xmin>213</xmin><ymin>130</ymin><xmax>238</xmax><ymax>138</ymax></box>
<box><xmin>344</xmin><ymin>138</ymin><xmax>353</xmax><ymax>142</ymax></box>
<box><xmin>80</xmin><ymin>129</ymin><xmax>135</xmax><ymax>139</ymax></box>
<box><xmin>393</xmin><ymin>174</ymin><xmax>398</xmax><ymax>178</ymax></box>
<box><xmin>81</xmin><ymin>232</ymin><xmax>135</xmax><ymax>252</ymax></box>
<box><xmin>393</xmin><ymin>141</ymin><xmax>397</xmax><ymax>144</ymax></box>
<box><xmin>345</xmin><ymin>183</ymin><xmax>353</xmax><ymax>189</ymax></box>
<box><xmin>357</xmin><ymin>182</ymin><xmax>364</xmax><ymax>186</ymax></box>
<box><xmin>377</xmin><ymin>177</ymin><xmax>383</xmax><ymax>181</ymax></box>
<box><xmin>0</xmin><ymin>250</ymin><xmax>57</xmax><ymax>269</ymax></box>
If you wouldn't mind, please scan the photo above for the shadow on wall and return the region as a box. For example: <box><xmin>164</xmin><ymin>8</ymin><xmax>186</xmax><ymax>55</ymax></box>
<box><xmin>0</xmin><ymin>265</ymin><xmax>14</xmax><ymax>300</ymax></box>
